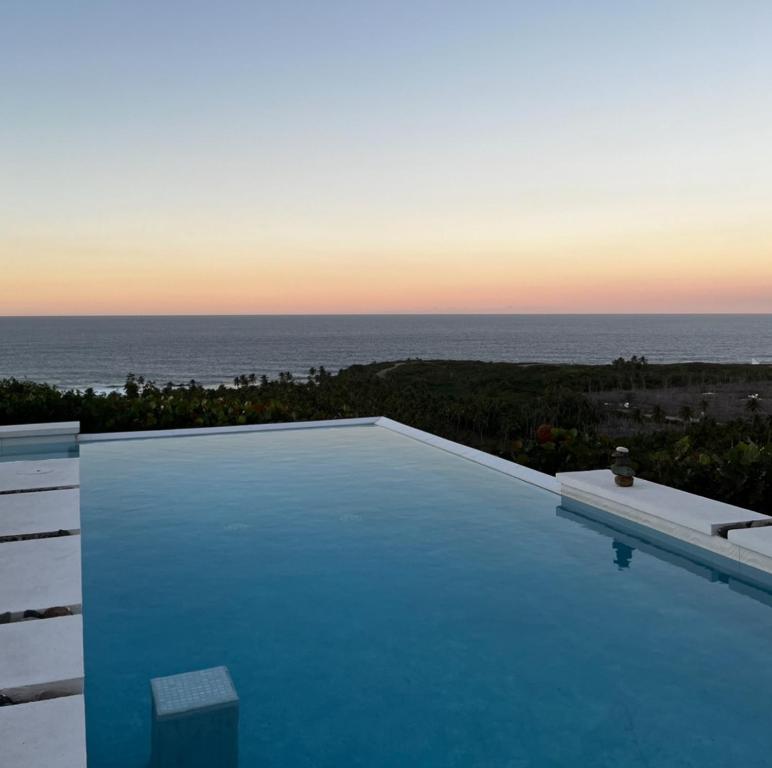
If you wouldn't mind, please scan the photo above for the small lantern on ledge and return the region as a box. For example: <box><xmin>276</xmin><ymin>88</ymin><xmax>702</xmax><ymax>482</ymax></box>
<box><xmin>611</xmin><ymin>446</ymin><xmax>635</xmax><ymax>487</ymax></box>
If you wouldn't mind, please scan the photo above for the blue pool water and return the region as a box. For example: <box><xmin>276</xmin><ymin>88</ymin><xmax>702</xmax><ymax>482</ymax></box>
<box><xmin>0</xmin><ymin>439</ymin><xmax>78</xmax><ymax>462</ymax></box>
<box><xmin>81</xmin><ymin>425</ymin><xmax>772</xmax><ymax>767</ymax></box>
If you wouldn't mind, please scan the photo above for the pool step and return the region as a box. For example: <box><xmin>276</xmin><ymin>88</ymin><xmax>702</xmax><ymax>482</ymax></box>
<box><xmin>0</xmin><ymin>615</ymin><xmax>84</xmax><ymax>702</ymax></box>
<box><xmin>0</xmin><ymin>694</ymin><xmax>87</xmax><ymax>768</ymax></box>
<box><xmin>0</xmin><ymin>457</ymin><xmax>79</xmax><ymax>494</ymax></box>
<box><xmin>0</xmin><ymin>438</ymin><xmax>85</xmax><ymax>768</ymax></box>
<box><xmin>0</xmin><ymin>536</ymin><xmax>82</xmax><ymax>616</ymax></box>
<box><xmin>0</xmin><ymin>488</ymin><xmax>80</xmax><ymax>538</ymax></box>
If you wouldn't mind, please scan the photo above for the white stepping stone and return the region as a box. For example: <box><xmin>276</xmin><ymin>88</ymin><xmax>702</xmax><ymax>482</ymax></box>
<box><xmin>0</xmin><ymin>615</ymin><xmax>83</xmax><ymax>696</ymax></box>
<box><xmin>0</xmin><ymin>459</ymin><xmax>79</xmax><ymax>494</ymax></box>
<box><xmin>0</xmin><ymin>695</ymin><xmax>86</xmax><ymax>768</ymax></box>
<box><xmin>0</xmin><ymin>536</ymin><xmax>82</xmax><ymax>615</ymax></box>
<box><xmin>0</xmin><ymin>489</ymin><xmax>80</xmax><ymax>537</ymax></box>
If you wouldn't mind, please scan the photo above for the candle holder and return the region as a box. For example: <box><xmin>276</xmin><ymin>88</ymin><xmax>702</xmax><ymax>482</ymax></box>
<box><xmin>611</xmin><ymin>446</ymin><xmax>635</xmax><ymax>487</ymax></box>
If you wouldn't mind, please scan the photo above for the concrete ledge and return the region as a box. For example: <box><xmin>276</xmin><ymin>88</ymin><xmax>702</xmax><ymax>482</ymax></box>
<box><xmin>0</xmin><ymin>536</ymin><xmax>82</xmax><ymax>614</ymax></box>
<box><xmin>79</xmin><ymin>416</ymin><xmax>380</xmax><ymax>442</ymax></box>
<box><xmin>0</xmin><ymin>423</ymin><xmax>79</xmax><ymax>440</ymax></box>
<box><xmin>0</xmin><ymin>459</ymin><xmax>79</xmax><ymax>494</ymax></box>
<box><xmin>0</xmin><ymin>435</ymin><xmax>77</xmax><ymax>459</ymax></box>
<box><xmin>0</xmin><ymin>695</ymin><xmax>86</xmax><ymax>768</ymax></box>
<box><xmin>376</xmin><ymin>417</ymin><xmax>559</xmax><ymax>493</ymax></box>
<box><xmin>0</xmin><ymin>489</ymin><xmax>80</xmax><ymax>537</ymax></box>
<box><xmin>558</xmin><ymin>469</ymin><xmax>767</xmax><ymax>535</ymax></box>
<box><xmin>728</xmin><ymin>527</ymin><xmax>772</xmax><ymax>574</ymax></box>
<box><xmin>0</xmin><ymin>615</ymin><xmax>83</xmax><ymax>697</ymax></box>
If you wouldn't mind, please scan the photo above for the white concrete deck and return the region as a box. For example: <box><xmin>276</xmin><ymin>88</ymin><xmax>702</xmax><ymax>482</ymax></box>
<box><xmin>0</xmin><ymin>695</ymin><xmax>87</xmax><ymax>768</ymax></box>
<box><xmin>558</xmin><ymin>469</ymin><xmax>768</xmax><ymax>535</ymax></box>
<box><xmin>0</xmin><ymin>458</ymin><xmax>79</xmax><ymax>493</ymax></box>
<box><xmin>0</xmin><ymin>536</ymin><xmax>82</xmax><ymax>615</ymax></box>
<box><xmin>0</xmin><ymin>615</ymin><xmax>83</xmax><ymax>695</ymax></box>
<box><xmin>0</xmin><ymin>488</ymin><xmax>81</xmax><ymax>537</ymax></box>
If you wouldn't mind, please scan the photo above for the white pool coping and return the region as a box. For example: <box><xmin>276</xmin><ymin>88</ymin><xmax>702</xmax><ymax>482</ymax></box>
<box><xmin>0</xmin><ymin>422</ymin><xmax>79</xmax><ymax>440</ymax></box>
<box><xmin>78</xmin><ymin>416</ymin><xmax>381</xmax><ymax>442</ymax></box>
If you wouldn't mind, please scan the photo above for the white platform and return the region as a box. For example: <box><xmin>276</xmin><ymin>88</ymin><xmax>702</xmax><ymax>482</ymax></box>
<box><xmin>0</xmin><ymin>695</ymin><xmax>87</xmax><ymax>768</ymax></box>
<box><xmin>0</xmin><ymin>536</ymin><xmax>82</xmax><ymax>614</ymax></box>
<box><xmin>0</xmin><ymin>488</ymin><xmax>81</xmax><ymax>537</ymax></box>
<box><xmin>728</xmin><ymin>527</ymin><xmax>772</xmax><ymax>573</ymax></box>
<box><xmin>0</xmin><ymin>615</ymin><xmax>83</xmax><ymax>695</ymax></box>
<box><xmin>558</xmin><ymin>469</ymin><xmax>767</xmax><ymax>535</ymax></box>
<box><xmin>0</xmin><ymin>458</ymin><xmax>79</xmax><ymax>493</ymax></box>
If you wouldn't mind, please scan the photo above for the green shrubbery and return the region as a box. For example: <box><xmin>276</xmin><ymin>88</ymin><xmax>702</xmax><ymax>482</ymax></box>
<box><xmin>1</xmin><ymin>360</ymin><xmax>771</xmax><ymax>513</ymax></box>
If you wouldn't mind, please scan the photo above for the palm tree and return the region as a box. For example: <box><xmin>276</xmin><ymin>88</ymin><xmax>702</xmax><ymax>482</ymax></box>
<box><xmin>746</xmin><ymin>395</ymin><xmax>762</xmax><ymax>414</ymax></box>
<box><xmin>679</xmin><ymin>404</ymin><xmax>693</xmax><ymax>422</ymax></box>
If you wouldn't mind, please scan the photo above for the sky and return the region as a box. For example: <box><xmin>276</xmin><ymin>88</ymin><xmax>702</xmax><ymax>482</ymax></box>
<box><xmin>2</xmin><ymin>0</ymin><xmax>772</xmax><ymax>315</ymax></box>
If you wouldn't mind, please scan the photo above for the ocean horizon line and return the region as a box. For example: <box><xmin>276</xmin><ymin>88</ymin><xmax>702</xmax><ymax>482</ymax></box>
<box><xmin>3</xmin><ymin>312</ymin><xmax>772</xmax><ymax>319</ymax></box>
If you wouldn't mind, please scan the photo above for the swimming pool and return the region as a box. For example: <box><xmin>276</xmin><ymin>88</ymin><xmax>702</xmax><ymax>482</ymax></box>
<box><xmin>80</xmin><ymin>424</ymin><xmax>772</xmax><ymax>767</ymax></box>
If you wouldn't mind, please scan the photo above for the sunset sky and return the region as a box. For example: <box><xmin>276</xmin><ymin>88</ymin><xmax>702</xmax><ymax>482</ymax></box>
<box><xmin>2</xmin><ymin>1</ymin><xmax>772</xmax><ymax>315</ymax></box>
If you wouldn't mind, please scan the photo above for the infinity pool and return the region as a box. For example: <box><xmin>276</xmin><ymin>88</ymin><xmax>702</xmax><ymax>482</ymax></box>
<box><xmin>81</xmin><ymin>425</ymin><xmax>772</xmax><ymax>767</ymax></box>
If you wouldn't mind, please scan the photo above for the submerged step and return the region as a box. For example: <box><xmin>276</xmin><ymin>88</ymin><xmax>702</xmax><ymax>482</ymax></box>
<box><xmin>150</xmin><ymin>666</ymin><xmax>239</xmax><ymax>768</ymax></box>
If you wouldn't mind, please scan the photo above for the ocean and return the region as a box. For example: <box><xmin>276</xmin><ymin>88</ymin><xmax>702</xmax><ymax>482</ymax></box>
<box><xmin>1</xmin><ymin>314</ymin><xmax>771</xmax><ymax>392</ymax></box>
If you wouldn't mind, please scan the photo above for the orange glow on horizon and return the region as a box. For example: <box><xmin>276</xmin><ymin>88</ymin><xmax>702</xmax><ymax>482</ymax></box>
<box><xmin>3</xmin><ymin>221</ymin><xmax>772</xmax><ymax>316</ymax></box>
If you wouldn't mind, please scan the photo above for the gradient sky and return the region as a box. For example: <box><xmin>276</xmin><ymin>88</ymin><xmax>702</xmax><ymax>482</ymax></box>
<box><xmin>2</xmin><ymin>1</ymin><xmax>772</xmax><ymax>314</ymax></box>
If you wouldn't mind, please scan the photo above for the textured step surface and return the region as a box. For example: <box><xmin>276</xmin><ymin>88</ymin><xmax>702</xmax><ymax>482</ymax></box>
<box><xmin>0</xmin><ymin>614</ymin><xmax>83</xmax><ymax>693</ymax></box>
<box><xmin>0</xmin><ymin>695</ymin><xmax>86</xmax><ymax>768</ymax></box>
<box><xmin>0</xmin><ymin>458</ymin><xmax>79</xmax><ymax>493</ymax></box>
<box><xmin>0</xmin><ymin>535</ymin><xmax>82</xmax><ymax>614</ymax></box>
<box><xmin>0</xmin><ymin>488</ymin><xmax>80</xmax><ymax>537</ymax></box>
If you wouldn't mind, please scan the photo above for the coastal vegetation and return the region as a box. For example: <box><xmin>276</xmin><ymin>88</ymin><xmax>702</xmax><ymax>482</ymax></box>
<box><xmin>2</xmin><ymin>358</ymin><xmax>772</xmax><ymax>513</ymax></box>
